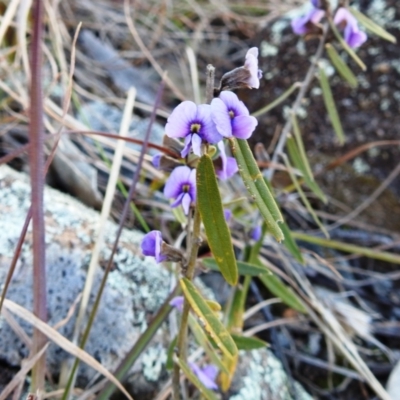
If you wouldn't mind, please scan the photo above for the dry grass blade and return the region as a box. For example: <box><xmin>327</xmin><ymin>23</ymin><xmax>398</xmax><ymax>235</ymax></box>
<box><xmin>0</xmin><ymin>343</ymin><xmax>49</xmax><ymax>400</ymax></box>
<box><xmin>61</xmin><ymin>88</ymin><xmax>136</xmax><ymax>388</ymax></box>
<box><xmin>1</xmin><ymin>298</ymin><xmax>134</xmax><ymax>400</ymax></box>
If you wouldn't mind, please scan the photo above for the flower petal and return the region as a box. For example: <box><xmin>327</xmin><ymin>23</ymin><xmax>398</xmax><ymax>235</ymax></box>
<box><xmin>189</xmin><ymin>362</ymin><xmax>218</xmax><ymax>390</ymax></box>
<box><xmin>169</xmin><ymin>296</ymin><xmax>184</xmax><ymax>311</ymax></box>
<box><xmin>181</xmin><ymin>193</ymin><xmax>192</xmax><ymax>215</ymax></box>
<box><xmin>196</xmin><ymin>104</ymin><xmax>223</xmax><ymax>144</ymax></box>
<box><xmin>164</xmin><ymin>165</ymin><xmax>191</xmax><ymax>199</ymax></box>
<box><xmin>211</xmin><ymin>98</ymin><xmax>232</xmax><ymax>137</ymax></box>
<box><xmin>191</xmin><ymin>133</ymin><xmax>202</xmax><ymax>156</ymax></box>
<box><xmin>165</xmin><ymin>101</ymin><xmax>197</xmax><ymax>138</ymax></box>
<box><xmin>244</xmin><ymin>47</ymin><xmax>260</xmax><ymax>89</ymax></box>
<box><xmin>232</xmin><ymin>115</ymin><xmax>258</xmax><ymax>139</ymax></box>
<box><xmin>219</xmin><ymin>91</ymin><xmax>250</xmax><ymax>117</ymax></box>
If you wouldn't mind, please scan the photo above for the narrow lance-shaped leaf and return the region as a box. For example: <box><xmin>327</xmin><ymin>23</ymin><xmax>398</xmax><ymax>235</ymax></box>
<box><xmin>286</xmin><ymin>136</ymin><xmax>327</xmax><ymax>203</ymax></box>
<box><xmin>180</xmin><ymin>278</ymin><xmax>238</xmax><ymax>359</ymax></box>
<box><xmin>289</xmin><ymin>114</ymin><xmax>327</xmax><ymax>202</ymax></box>
<box><xmin>202</xmin><ymin>257</ymin><xmax>267</xmax><ymax>276</ymax></box>
<box><xmin>230</xmin><ymin>138</ymin><xmax>284</xmax><ymax>242</ymax></box>
<box><xmin>197</xmin><ymin>154</ymin><xmax>238</xmax><ymax>285</ymax></box>
<box><xmin>350</xmin><ymin>7</ymin><xmax>396</xmax><ymax>44</ymax></box>
<box><xmin>328</xmin><ymin>17</ymin><xmax>366</xmax><ymax>71</ymax></box>
<box><xmin>231</xmin><ymin>334</ymin><xmax>268</xmax><ymax>350</ymax></box>
<box><xmin>319</xmin><ymin>65</ymin><xmax>346</xmax><ymax>145</ymax></box>
<box><xmin>175</xmin><ymin>356</ymin><xmax>219</xmax><ymax>400</ymax></box>
<box><xmin>188</xmin><ymin>313</ymin><xmax>229</xmax><ymax>375</ymax></box>
<box><xmin>282</xmin><ymin>153</ymin><xmax>329</xmax><ymax>238</ymax></box>
<box><xmin>325</xmin><ymin>43</ymin><xmax>358</xmax><ymax>89</ymax></box>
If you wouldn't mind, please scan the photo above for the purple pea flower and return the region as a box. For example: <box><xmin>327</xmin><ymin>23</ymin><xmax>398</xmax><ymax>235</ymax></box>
<box><xmin>334</xmin><ymin>7</ymin><xmax>367</xmax><ymax>48</ymax></box>
<box><xmin>169</xmin><ymin>296</ymin><xmax>184</xmax><ymax>311</ymax></box>
<box><xmin>250</xmin><ymin>225</ymin><xmax>262</xmax><ymax>241</ymax></box>
<box><xmin>211</xmin><ymin>91</ymin><xmax>258</xmax><ymax>140</ymax></box>
<box><xmin>223</xmin><ymin>208</ymin><xmax>232</xmax><ymax>222</ymax></box>
<box><xmin>244</xmin><ymin>47</ymin><xmax>263</xmax><ymax>89</ymax></box>
<box><xmin>165</xmin><ymin>101</ymin><xmax>222</xmax><ymax>158</ymax></box>
<box><xmin>291</xmin><ymin>6</ymin><xmax>325</xmax><ymax>35</ymax></box>
<box><xmin>189</xmin><ymin>362</ymin><xmax>219</xmax><ymax>390</ymax></box>
<box><xmin>216</xmin><ymin>141</ymin><xmax>238</xmax><ymax>180</ymax></box>
<box><xmin>164</xmin><ymin>166</ymin><xmax>196</xmax><ymax>215</ymax></box>
<box><xmin>141</xmin><ymin>230</ymin><xmax>167</xmax><ymax>263</ymax></box>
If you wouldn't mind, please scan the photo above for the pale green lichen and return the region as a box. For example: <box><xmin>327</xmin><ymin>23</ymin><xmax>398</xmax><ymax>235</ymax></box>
<box><xmin>142</xmin><ymin>345</ymin><xmax>167</xmax><ymax>382</ymax></box>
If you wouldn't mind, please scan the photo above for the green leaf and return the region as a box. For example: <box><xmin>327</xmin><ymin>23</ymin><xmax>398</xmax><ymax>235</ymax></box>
<box><xmin>282</xmin><ymin>153</ymin><xmax>329</xmax><ymax>238</ymax></box>
<box><xmin>180</xmin><ymin>278</ymin><xmax>238</xmax><ymax>359</ymax></box>
<box><xmin>287</xmin><ymin>115</ymin><xmax>327</xmax><ymax>202</ymax></box>
<box><xmin>328</xmin><ymin>18</ymin><xmax>366</xmax><ymax>71</ymax></box>
<box><xmin>231</xmin><ymin>334</ymin><xmax>268</xmax><ymax>350</ymax></box>
<box><xmin>319</xmin><ymin>65</ymin><xmax>346</xmax><ymax>145</ymax></box>
<box><xmin>197</xmin><ymin>154</ymin><xmax>238</xmax><ymax>285</ymax></box>
<box><xmin>325</xmin><ymin>43</ymin><xmax>358</xmax><ymax>89</ymax></box>
<box><xmin>166</xmin><ymin>335</ymin><xmax>177</xmax><ymax>370</ymax></box>
<box><xmin>188</xmin><ymin>313</ymin><xmax>229</xmax><ymax>375</ymax></box>
<box><xmin>258</xmin><ymin>270</ymin><xmax>307</xmax><ymax>313</ymax></box>
<box><xmin>175</xmin><ymin>356</ymin><xmax>220</xmax><ymax>400</ymax></box>
<box><xmin>350</xmin><ymin>7</ymin><xmax>396</xmax><ymax>44</ymax></box>
<box><xmin>279</xmin><ymin>221</ymin><xmax>304</xmax><ymax>264</ymax></box>
<box><xmin>202</xmin><ymin>257</ymin><xmax>267</xmax><ymax>276</ymax></box>
<box><xmin>229</xmin><ymin>138</ymin><xmax>284</xmax><ymax>242</ymax></box>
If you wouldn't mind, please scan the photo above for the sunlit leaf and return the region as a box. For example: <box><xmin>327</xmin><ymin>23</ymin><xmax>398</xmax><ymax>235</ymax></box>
<box><xmin>175</xmin><ymin>356</ymin><xmax>219</xmax><ymax>400</ymax></box>
<box><xmin>202</xmin><ymin>257</ymin><xmax>266</xmax><ymax>276</ymax></box>
<box><xmin>229</xmin><ymin>138</ymin><xmax>284</xmax><ymax>242</ymax></box>
<box><xmin>258</xmin><ymin>270</ymin><xmax>307</xmax><ymax>313</ymax></box>
<box><xmin>197</xmin><ymin>154</ymin><xmax>238</xmax><ymax>285</ymax></box>
<box><xmin>231</xmin><ymin>334</ymin><xmax>268</xmax><ymax>350</ymax></box>
<box><xmin>319</xmin><ymin>65</ymin><xmax>346</xmax><ymax>145</ymax></box>
<box><xmin>326</xmin><ymin>43</ymin><xmax>358</xmax><ymax>88</ymax></box>
<box><xmin>350</xmin><ymin>7</ymin><xmax>396</xmax><ymax>43</ymax></box>
<box><xmin>180</xmin><ymin>278</ymin><xmax>238</xmax><ymax>359</ymax></box>
<box><xmin>188</xmin><ymin>314</ymin><xmax>229</xmax><ymax>374</ymax></box>
<box><xmin>205</xmin><ymin>300</ymin><xmax>222</xmax><ymax>312</ymax></box>
<box><xmin>220</xmin><ymin>354</ymin><xmax>238</xmax><ymax>393</ymax></box>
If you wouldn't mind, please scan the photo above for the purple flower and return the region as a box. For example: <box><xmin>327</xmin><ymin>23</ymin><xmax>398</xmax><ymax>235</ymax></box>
<box><xmin>216</xmin><ymin>141</ymin><xmax>238</xmax><ymax>180</ymax></box>
<box><xmin>223</xmin><ymin>209</ymin><xmax>232</xmax><ymax>222</ymax></box>
<box><xmin>334</xmin><ymin>7</ymin><xmax>367</xmax><ymax>48</ymax></box>
<box><xmin>244</xmin><ymin>47</ymin><xmax>262</xmax><ymax>89</ymax></box>
<box><xmin>250</xmin><ymin>225</ymin><xmax>262</xmax><ymax>241</ymax></box>
<box><xmin>141</xmin><ymin>230</ymin><xmax>167</xmax><ymax>263</ymax></box>
<box><xmin>189</xmin><ymin>362</ymin><xmax>218</xmax><ymax>390</ymax></box>
<box><xmin>165</xmin><ymin>101</ymin><xmax>222</xmax><ymax>158</ymax></box>
<box><xmin>169</xmin><ymin>296</ymin><xmax>184</xmax><ymax>311</ymax></box>
<box><xmin>211</xmin><ymin>91</ymin><xmax>258</xmax><ymax>140</ymax></box>
<box><xmin>291</xmin><ymin>6</ymin><xmax>325</xmax><ymax>35</ymax></box>
<box><xmin>164</xmin><ymin>166</ymin><xmax>196</xmax><ymax>215</ymax></box>
<box><xmin>152</xmin><ymin>154</ymin><xmax>162</xmax><ymax>168</ymax></box>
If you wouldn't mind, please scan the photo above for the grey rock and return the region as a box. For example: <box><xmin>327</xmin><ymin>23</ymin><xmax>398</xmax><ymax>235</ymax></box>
<box><xmin>0</xmin><ymin>165</ymin><xmax>311</xmax><ymax>400</ymax></box>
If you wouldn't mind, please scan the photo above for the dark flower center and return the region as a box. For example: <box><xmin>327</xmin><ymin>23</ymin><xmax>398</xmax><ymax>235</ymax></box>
<box><xmin>182</xmin><ymin>184</ymin><xmax>190</xmax><ymax>193</ymax></box>
<box><xmin>229</xmin><ymin>110</ymin><xmax>235</xmax><ymax>119</ymax></box>
<box><xmin>190</xmin><ymin>123</ymin><xmax>201</xmax><ymax>133</ymax></box>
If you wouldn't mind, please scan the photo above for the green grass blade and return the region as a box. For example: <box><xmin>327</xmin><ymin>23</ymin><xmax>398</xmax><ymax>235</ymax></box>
<box><xmin>326</xmin><ymin>43</ymin><xmax>358</xmax><ymax>88</ymax></box>
<box><xmin>350</xmin><ymin>7</ymin><xmax>396</xmax><ymax>43</ymax></box>
<box><xmin>279</xmin><ymin>221</ymin><xmax>304</xmax><ymax>264</ymax></box>
<box><xmin>230</xmin><ymin>138</ymin><xmax>284</xmax><ymax>242</ymax></box>
<box><xmin>197</xmin><ymin>154</ymin><xmax>238</xmax><ymax>285</ymax></box>
<box><xmin>319</xmin><ymin>65</ymin><xmax>346</xmax><ymax>145</ymax></box>
<box><xmin>180</xmin><ymin>278</ymin><xmax>238</xmax><ymax>359</ymax></box>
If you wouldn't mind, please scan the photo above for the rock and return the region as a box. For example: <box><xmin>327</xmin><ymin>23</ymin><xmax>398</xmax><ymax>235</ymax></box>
<box><xmin>0</xmin><ymin>165</ymin><xmax>311</xmax><ymax>400</ymax></box>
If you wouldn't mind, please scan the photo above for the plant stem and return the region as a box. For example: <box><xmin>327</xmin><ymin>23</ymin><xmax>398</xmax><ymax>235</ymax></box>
<box><xmin>265</xmin><ymin>23</ymin><xmax>329</xmax><ymax>182</ymax></box>
<box><xmin>206</xmin><ymin>64</ymin><xmax>215</xmax><ymax>103</ymax></box>
<box><xmin>172</xmin><ymin>206</ymin><xmax>202</xmax><ymax>400</ymax></box>
<box><xmin>30</xmin><ymin>0</ymin><xmax>47</xmax><ymax>392</ymax></box>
